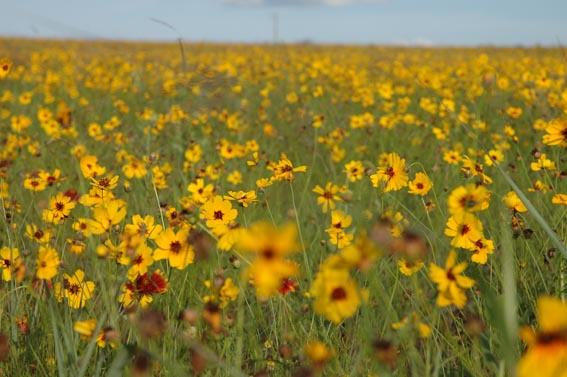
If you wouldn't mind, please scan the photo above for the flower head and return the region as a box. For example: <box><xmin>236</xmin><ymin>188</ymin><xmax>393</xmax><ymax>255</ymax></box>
<box><xmin>517</xmin><ymin>296</ymin><xmax>567</xmax><ymax>377</ymax></box>
<box><xmin>55</xmin><ymin>269</ymin><xmax>95</xmax><ymax>309</ymax></box>
<box><xmin>36</xmin><ymin>246</ymin><xmax>60</xmax><ymax>280</ymax></box>
<box><xmin>370</xmin><ymin>152</ymin><xmax>408</xmax><ymax>192</ymax></box>
<box><xmin>429</xmin><ymin>250</ymin><xmax>475</xmax><ymax>308</ymax></box>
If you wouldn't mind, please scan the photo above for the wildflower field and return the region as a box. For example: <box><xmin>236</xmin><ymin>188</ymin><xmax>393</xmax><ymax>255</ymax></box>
<box><xmin>0</xmin><ymin>38</ymin><xmax>566</xmax><ymax>376</ymax></box>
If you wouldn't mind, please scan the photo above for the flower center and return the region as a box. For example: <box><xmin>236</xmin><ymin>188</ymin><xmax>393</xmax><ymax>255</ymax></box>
<box><xmin>170</xmin><ymin>241</ymin><xmax>182</xmax><ymax>254</ymax></box>
<box><xmin>331</xmin><ymin>287</ymin><xmax>347</xmax><ymax>301</ymax></box>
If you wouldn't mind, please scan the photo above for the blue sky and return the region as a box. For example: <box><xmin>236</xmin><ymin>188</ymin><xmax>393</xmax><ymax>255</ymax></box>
<box><xmin>1</xmin><ymin>0</ymin><xmax>566</xmax><ymax>46</ymax></box>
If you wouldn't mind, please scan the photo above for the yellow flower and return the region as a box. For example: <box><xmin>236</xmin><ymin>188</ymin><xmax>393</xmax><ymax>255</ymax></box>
<box><xmin>461</xmin><ymin>156</ymin><xmax>493</xmax><ymax>184</ymax></box>
<box><xmin>88</xmin><ymin>199</ymin><xmax>127</xmax><ymax>234</ymax></box>
<box><xmin>0</xmin><ymin>247</ymin><xmax>25</xmax><ymax>282</ymax></box>
<box><xmin>25</xmin><ymin>224</ymin><xmax>52</xmax><ymax>244</ymax></box>
<box><xmin>344</xmin><ymin>160</ymin><xmax>365</xmax><ymax>182</ymax></box>
<box><xmin>392</xmin><ymin>312</ymin><xmax>431</xmax><ymax>338</ymax></box>
<box><xmin>326</xmin><ymin>210</ymin><xmax>352</xmax><ymax>233</ymax></box>
<box><xmin>429</xmin><ymin>250</ymin><xmax>475</xmax><ymax>308</ymax></box>
<box><xmin>506</xmin><ymin>106</ymin><xmax>523</xmax><ymax>118</ymax></box>
<box><xmin>447</xmin><ymin>184</ymin><xmax>490</xmax><ymax>215</ymax></box>
<box><xmin>530</xmin><ymin>154</ymin><xmax>556</xmax><ymax>171</ymax></box>
<box><xmin>154</xmin><ymin>227</ymin><xmax>194</xmax><ymax>270</ymax></box>
<box><xmin>470</xmin><ymin>237</ymin><xmax>494</xmax><ymax>264</ymax></box>
<box><xmin>444</xmin><ymin>213</ymin><xmax>483</xmax><ymax>250</ymax></box>
<box><xmin>305</xmin><ymin>340</ymin><xmax>335</xmax><ymax>365</ymax></box>
<box><xmin>187</xmin><ymin>178</ymin><xmax>215</xmax><ymax>205</ymax></box>
<box><xmin>200</xmin><ymin>196</ymin><xmax>238</xmax><ymax>229</ymax></box>
<box><xmin>238</xmin><ymin>221</ymin><xmax>299</xmax><ymax>299</ymax></box>
<box><xmin>124</xmin><ymin>214</ymin><xmax>163</xmax><ymax>239</ymax></box>
<box><xmin>55</xmin><ymin>269</ymin><xmax>95</xmax><ymax>309</ymax></box>
<box><xmin>74</xmin><ymin>319</ymin><xmax>116</xmax><ymax>348</ymax></box>
<box><xmin>219</xmin><ymin>278</ymin><xmax>240</xmax><ymax>308</ymax></box>
<box><xmin>408</xmin><ymin>172</ymin><xmax>433</xmax><ymax>196</ymax></box>
<box><xmin>312</xmin><ymin>182</ymin><xmax>342</xmax><ymax>213</ymax></box>
<box><xmin>370</xmin><ymin>152</ymin><xmax>408</xmax><ymax>192</ymax></box>
<box><xmin>24</xmin><ymin>173</ymin><xmax>47</xmax><ymax>192</ymax></box>
<box><xmin>552</xmin><ymin>194</ymin><xmax>567</xmax><ymax>206</ymax></box>
<box><xmin>542</xmin><ymin>118</ymin><xmax>567</xmax><ymax>147</ymax></box>
<box><xmin>42</xmin><ymin>192</ymin><xmax>76</xmax><ymax>224</ymax></box>
<box><xmin>224</xmin><ymin>190</ymin><xmax>258</xmax><ymax>207</ymax></box>
<box><xmin>311</xmin><ymin>266</ymin><xmax>364</xmax><ymax>323</ymax></box>
<box><xmin>127</xmin><ymin>242</ymin><xmax>154</xmax><ymax>279</ymax></box>
<box><xmin>0</xmin><ymin>58</ymin><xmax>12</xmax><ymax>79</ymax></box>
<box><xmin>268</xmin><ymin>153</ymin><xmax>307</xmax><ymax>182</ymax></box>
<box><xmin>122</xmin><ymin>156</ymin><xmax>147</xmax><ymax>179</ymax></box>
<box><xmin>36</xmin><ymin>246</ymin><xmax>60</xmax><ymax>280</ymax></box>
<box><xmin>517</xmin><ymin>296</ymin><xmax>567</xmax><ymax>377</ymax></box>
<box><xmin>502</xmin><ymin>191</ymin><xmax>527</xmax><ymax>213</ymax></box>
<box><xmin>80</xmin><ymin>155</ymin><xmax>106</xmax><ymax>179</ymax></box>
<box><xmin>398</xmin><ymin>258</ymin><xmax>424</xmax><ymax>276</ymax></box>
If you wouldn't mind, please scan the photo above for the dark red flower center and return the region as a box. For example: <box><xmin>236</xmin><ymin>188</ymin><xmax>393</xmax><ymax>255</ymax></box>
<box><xmin>170</xmin><ymin>241</ymin><xmax>182</xmax><ymax>254</ymax></box>
<box><xmin>331</xmin><ymin>287</ymin><xmax>347</xmax><ymax>301</ymax></box>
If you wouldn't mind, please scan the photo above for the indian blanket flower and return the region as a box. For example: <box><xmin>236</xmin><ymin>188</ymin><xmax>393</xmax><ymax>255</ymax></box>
<box><xmin>310</xmin><ymin>266</ymin><xmax>365</xmax><ymax>323</ymax></box>
<box><xmin>542</xmin><ymin>118</ymin><xmax>567</xmax><ymax>147</ymax></box>
<box><xmin>517</xmin><ymin>296</ymin><xmax>567</xmax><ymax>377</ymax></box>
<box><xmin>55</xmin><ymin>269</ymin><xmax>95</xmax><ymax>309</ymax></box>
<box><xmin>119</xmin><ymin>270</ymin><xmax>168</xmax><ymax>309</ymax></box>
<box><xmin>313</xmin><ymin>182</ymin><xmax>342</xmax><ymax>213</ymax></box>
<box><xmin>429</xmin><ymin>250</ymin><xmax>475</xmax><ymax>309</ymax></box>
<box><xmin>408</xmin><ymin>172</ymin><xmax>433</xmax><ymax>196</ymax></box>
<box><xmin>154</xmin><ymin>227</ymin><xmax>194</xmax><ymax>270</ymax></box>
<box><xmin>370</xmin><ymin>152</ymin><xmax>408</xmax><ymax>192</ymax></box>
<box><xmin>200</xmin><ymin>195</ymin><xmax>238</xmax><ymax>229</ymax></box>
<box><xmin>36</xmin><ymin>246</ymin><xmax>60</xmax><ymax>280</ymax></box>
<box><xmin>268</xmin><ymin>153</ymin><xmax>307</xmax><ymax>182</ymax></box>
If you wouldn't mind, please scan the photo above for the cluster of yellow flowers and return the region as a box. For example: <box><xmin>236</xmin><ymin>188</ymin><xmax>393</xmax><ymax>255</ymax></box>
<box><xmin>1</xmin><ymin>39</ymin><xmax>567</xmax><ymax>375</ymax></box>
